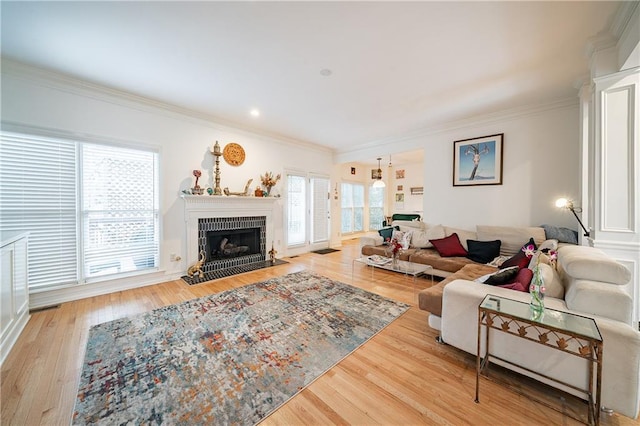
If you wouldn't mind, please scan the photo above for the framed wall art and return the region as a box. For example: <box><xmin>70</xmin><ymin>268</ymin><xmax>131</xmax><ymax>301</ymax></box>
<box><xmin>395</xmin><ymin>169</ymin><xmax>405</xmax><ymax>179</ymax></box>
<box><xmin>453</xmin><ymin>133</ymin><xmax>503</xmax><ymax>186</ymax></box>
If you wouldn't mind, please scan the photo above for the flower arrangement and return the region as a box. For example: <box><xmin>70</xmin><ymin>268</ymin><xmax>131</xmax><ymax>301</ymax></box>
<box><xmin>386</xmin><ymin>238</ymin><xmax>403</xmax><ymax>258</ymax></box>
<box><xmin>260</xmin><ymin>171</ymin><xmax>281</xmax><ymax>194</ymax></box>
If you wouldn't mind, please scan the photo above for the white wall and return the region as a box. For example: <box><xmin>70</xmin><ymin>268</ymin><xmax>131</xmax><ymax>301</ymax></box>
<box><xmin>423</xmin><ymin>106</ymin><xmax>580</xmax><ymax>230</ymax></box>
<box><xmin>389</xmin><ymin>162</ymin><xmax>424</xmax><ymax>216</ymax></box>
<box><xmin>1</xmin><ymin>64</ymin><xmax>333</xmax><ymax>284</ymax></box>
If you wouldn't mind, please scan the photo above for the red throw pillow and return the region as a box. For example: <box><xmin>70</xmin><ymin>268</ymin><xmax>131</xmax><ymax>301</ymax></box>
<box><xmin>513</xmin><ymin>267</ymin><xmax>533</xmax><ymax>289</ymax></box>
<box><xmin>497</xmin><ymin>268</ymin><xmax>533</xmax><ymax>293</ymax></box>
<box><xmin>430</xmin><ymin>233</ymin><xmax>468</xmax><ymax>257</ymax></box>
<box><xmin>497</xmin><ymin>282</ymin><xmax>527</xmax><ymax>292</ymax></box>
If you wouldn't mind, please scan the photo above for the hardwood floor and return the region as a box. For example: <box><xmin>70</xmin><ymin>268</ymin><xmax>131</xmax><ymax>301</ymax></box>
<box><xmin>1</xmin><ymin>239</ymin><xmax>635</xmax><ymax>425</ymax></box>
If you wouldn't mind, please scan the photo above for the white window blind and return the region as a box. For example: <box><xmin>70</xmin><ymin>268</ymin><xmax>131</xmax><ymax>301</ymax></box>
<box><xmin>340</xmin><ymin>182</ymin><xmax>364</xmax><ymax>234</ymax></box>
<box><xmin>0</xmin><ymin>133</ymin><xmax>78</xmax><ymax>289</ymax></box>
<box><xmin>82</xmin><ymin>144</ymin><xmax>159</xmax><ymax>278</ymax></box>
<box><xmin>1</xmin><ymin>131</ymin><xmax>159</xmax><ymax>289</ymax></box>
<box><xmin>369</xmin><ymin>186</ymin><xmax>385</xmax><ymax>231</ymax></box>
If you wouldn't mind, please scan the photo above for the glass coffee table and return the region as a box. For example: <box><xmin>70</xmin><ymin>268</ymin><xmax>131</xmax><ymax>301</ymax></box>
<box><xmin>352</xmin><ymin>255</ymin><xmax>433</xmax><ymax>300</ymax></box>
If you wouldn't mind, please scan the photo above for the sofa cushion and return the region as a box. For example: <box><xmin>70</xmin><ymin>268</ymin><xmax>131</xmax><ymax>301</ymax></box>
<box><xmin>409</xmin><ymin>224</ymin><xmax>445</xmax><ymax>248</ymax></box>
<box><xmin>476</xmin><ymin>225</ymin><xmax>546</xmax><ymax>256</ymax></box>
<box><xmin>500</xmin><ymin>238</ymin><xmax>537</xmax><ymax>269</ymax></box>
<box><xmin>564</xmin><ymin>277</ymin><xmax>633</xmax><ymax>324</ymax></box>
<box><xmin>430</xmin><ymin>233</ymin><xmax>468</xmax><ymax>257</ymax></box>
<box><xmin>377</xmin><ymin>226</ymin><xmax>398</xmax><ymax>243</ymax></box>
<box><xmin>482</xmin><ymin>266</ymin><xmax>520</xmax><ymax>285</ymax></box>
<box><xmin>418</xmin><ymin>263</ymin><xmax>497</xmax><ymax>316</ymax></box>
<box><xmin>537</xmin><ymin>263</ymin><xmax>564</xmax><ymax>299</ymax></box>
<box><xmin>466</xmin><ymin>239</ymin><xmax>501</xmax><ymax>264</ymax></box>
<box><xmin>393</xmin><ymin>220</ymin><xmax>426</xmax><ymax>230</ymax></box>
<box><xmin>558</xmin><ymin>245</ymin><xmax>631</xmax><ymax>285</ymax></box>
<box><xmin>409</xmin><ymin>249</ymin><xmax>477</xmax><ymax>273</ymax></box>
<box><xmin>542</xmin><ymin>224</ymin><xmax>578</xmax><ymax>245</ymax></box>
<box><xmin>497</xmin><ymin>281</ymin><xmax>527</xmax><ymax>292</ymax></box>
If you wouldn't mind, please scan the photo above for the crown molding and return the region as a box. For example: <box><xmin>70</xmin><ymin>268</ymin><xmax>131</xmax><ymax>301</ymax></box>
<box><xmin>610</xmin><ymin>1</ymin><xmax>639</xmax><ymax>40</ymax></box>
<box><xmin>0</xmin><ymin>58</ymin><xmax>332</xmax><ymax>155</ymax></box>
<box><xmin>336</xmin><ymin>97</ymin><xmax>578</xmax><ymax>157</ymax></box>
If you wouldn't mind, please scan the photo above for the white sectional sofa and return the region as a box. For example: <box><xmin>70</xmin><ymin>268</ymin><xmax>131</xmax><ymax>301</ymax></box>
<box><xmin>361</xmin><ymin>221</ymin><xmax>639</xmax><ymax>419</ymax></box>
<box><xmin>436</xmin><ymin>244</ymin><xmax>639</xmax><ymax>420</ymax></box>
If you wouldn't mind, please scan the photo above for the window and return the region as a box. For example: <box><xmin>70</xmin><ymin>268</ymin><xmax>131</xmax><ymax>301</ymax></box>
<box><xmin>341</xmin><ymin>182</ymin><xmax>364</xmax><ymax>234</ymax></box>
<box><xmin>0</xmin><ymin>131</ymin><xmax>159</xmax><ymax>289</ymax></box>
<box><xmin>369</xmin><ymin>186</ymin><xmax>385</xmax><ymax>231</ymax></box>
<box><xmin>82</xmin><ymin>144</ymin><xmax>159</xmax><ymax>278</ymax></box>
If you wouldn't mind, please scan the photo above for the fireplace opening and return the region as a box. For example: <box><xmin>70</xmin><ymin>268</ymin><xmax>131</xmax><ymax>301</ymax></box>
<box><xmin>207</xmin><ymin>228</ymin><xmax>260</xmax><ymax>260</ymax></box>
<box><xmin>197</xmin><ymin>216</ymin><xmax>266</xmax><ymax>275</ymax></box>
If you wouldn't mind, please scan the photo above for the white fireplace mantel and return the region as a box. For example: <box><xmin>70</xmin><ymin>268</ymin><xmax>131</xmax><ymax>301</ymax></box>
<box><xmin>182</xmin><ymin>195</ymin><xmax>278</xmax><ymax>265</ymax></box>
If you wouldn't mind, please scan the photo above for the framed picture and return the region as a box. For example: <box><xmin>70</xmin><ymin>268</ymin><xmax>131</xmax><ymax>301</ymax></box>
<box><xmin>371</xmin><ymin>169</ymin><xmax>378</xmax><ymax>179</ymax></box>
<box><xmin>350</xmin><ymin>167</ymin><xmax>356</xmax><ymax>175</ymax></box>
<box><xmin>397</xmin><ymin>185</ymin><xmax>403</xmax><ymax>191</ymax></box>
<box><xmin>410</xmin><ymin>187</ymin><xmax>423</xmax><ymax>195</ymax></box>
<box><xmin>395</xmin><ymin>193</ymin><xmax>404</xmax><ymax>202</ymax></box>
<box><xmin>396</xmin><ymin>169</ymin><xmax>405</xmax><ymax>179</ymax></box>
<box><xmin>453</xmin><ymin>133</ymin><xmax>503</xmax><ymax>186</ymax></box>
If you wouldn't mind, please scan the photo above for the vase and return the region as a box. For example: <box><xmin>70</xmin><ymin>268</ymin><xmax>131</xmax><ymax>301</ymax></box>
<box><xmin>529</xmin><ymin>265</ymin><xmax>545</xmax><ymax>317</ymax></box>
<box><xmin>392</xmin><ymin>252</ymin><xmax>399</xmax><ymax>268</ymax></box>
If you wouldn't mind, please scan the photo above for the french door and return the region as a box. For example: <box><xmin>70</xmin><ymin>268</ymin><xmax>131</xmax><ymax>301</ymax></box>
<box><xmin>285</xmin><ymin>171</ymin><xmax>330</xmax><ymax>255</ymax></box>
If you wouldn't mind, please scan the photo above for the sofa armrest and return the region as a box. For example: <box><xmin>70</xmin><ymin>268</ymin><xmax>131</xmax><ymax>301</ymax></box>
<box><xmin>596</xmin><ymin>317</ymin><xmax>640</xmax><ymax>419</ymax></box>
<box><xmin>565</xmin><ymin>277</ymin><xmax>633</xmax><ymax>325</ymax></box>
<box><xmin>359</xmin><ymin>233</ymin><xmax>383</xmax><ymax>251</ymax></box>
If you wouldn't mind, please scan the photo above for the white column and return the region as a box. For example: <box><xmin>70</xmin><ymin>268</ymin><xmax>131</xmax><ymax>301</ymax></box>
<box><xmin>591</xmin><ymin>68</ymin><xmax>640</xmax><ymax>327</ymax></box>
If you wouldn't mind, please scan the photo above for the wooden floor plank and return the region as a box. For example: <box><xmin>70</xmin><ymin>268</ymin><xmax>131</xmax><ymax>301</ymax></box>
<box><xmin>1</xmin><ymin>239</ymin><xmax>636</xmax><ymax>425</ymax></box>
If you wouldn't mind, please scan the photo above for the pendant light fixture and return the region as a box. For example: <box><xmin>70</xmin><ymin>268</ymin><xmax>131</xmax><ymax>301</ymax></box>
<box><xmin>373</xmin><ymin>157</ymin><xmax>385</xmax><ymax>188</ymax></box>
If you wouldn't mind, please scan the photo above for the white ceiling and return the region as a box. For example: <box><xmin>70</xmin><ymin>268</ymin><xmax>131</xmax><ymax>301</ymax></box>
<box><xmin>0</xmin><ymin>1</ymin><xmax>621</xmax><ymax>155</ymax></box>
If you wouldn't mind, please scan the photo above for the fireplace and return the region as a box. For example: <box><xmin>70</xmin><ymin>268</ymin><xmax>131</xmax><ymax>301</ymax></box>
<box><xmin>198</xmin><ymin>216</ymin><xmax>265</xmax><ymax>274</ymax></box>
<box><xmin>182</xmin><ymin>195</ymin><xmax>277</xmax><ymax>278</ymax></box>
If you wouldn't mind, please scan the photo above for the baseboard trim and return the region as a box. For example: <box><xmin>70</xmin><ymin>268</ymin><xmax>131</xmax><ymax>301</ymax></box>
<box><xmin>29</xmin><ymin>271</ymin><xmax>183</xmax><ymax>310</ymax></box>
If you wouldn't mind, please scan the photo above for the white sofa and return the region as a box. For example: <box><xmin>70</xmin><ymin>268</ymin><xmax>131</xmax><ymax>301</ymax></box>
<box><xmin>436</xmin><ymin>244</ymin><xmax>640</xmax><ymax>420</ymax></box>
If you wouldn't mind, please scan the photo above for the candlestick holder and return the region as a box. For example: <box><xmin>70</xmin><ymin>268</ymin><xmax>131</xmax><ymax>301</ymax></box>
<box><xmin>211</xmin><ymin>141</ymin><xmax>223</xmax><ymax>196</ymax></box>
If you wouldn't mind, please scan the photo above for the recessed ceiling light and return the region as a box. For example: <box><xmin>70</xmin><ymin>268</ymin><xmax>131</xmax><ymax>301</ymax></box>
<box><xmin>320</xmin><ymin>69</ymin><xmax>332</xmax><ymax>77</ymax></box>
<box><xmin>250</xmin><ymin>109</ymin><xmax>260</xmax><ymax>117</ymax></box>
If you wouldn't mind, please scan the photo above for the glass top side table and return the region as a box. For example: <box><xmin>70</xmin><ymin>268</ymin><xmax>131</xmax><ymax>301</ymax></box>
<box><xmin>476</xmin><ymin>294</ymin><xmax>603</xmax><ymax>425</ymax></box>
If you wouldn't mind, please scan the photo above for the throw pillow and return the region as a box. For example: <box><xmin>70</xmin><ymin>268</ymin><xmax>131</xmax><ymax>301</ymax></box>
<box><xmin>497</xmin><ymin>281</ymin><xmax>527</xmax><ymax>292</ymax></box>
<box><xmin>487</xmin><ymin>255</ymin><xmax>511</xmax><ymax>268</ymax></box>
<box><xmin>430</xmin><ymin>233</ymin><xmax>468</xmax><ymax>257</ymax></box>
<box><xmin>484</xmin><ymin>266</ymin><xmax>520</xmax><ymax>285</ymax></box>
<box><xmin>537</xmin><ymin>263</ymin><xmax>564</xmax><ymax>299</ymax></box>
<box><xmin>410</xmin><ymin>224</ymin><xmax>445</xmax><ymax>248</ymax></box>
<box><xmin>500</xmin><ymin>238</ymin><xmax>537</xmax><ymax>269</ymax></box>
<box><xmin>400</xmin><ymin>230</ymin><xmax>412</xmax><ymax>249</ymax></box>
<box><xmin>542</xmin><ymin>224</ymin><xmax>578</xmax><ymax>245</ymax></box>
<box><xmin>378</xmin><ymin>226</ymin><xmax>398</xmax><ymax>243</ymax></box>
<box><xmin>466</xmin><ymin>240</ymin><xmax>501</xmax><ymax>264</ymax></box>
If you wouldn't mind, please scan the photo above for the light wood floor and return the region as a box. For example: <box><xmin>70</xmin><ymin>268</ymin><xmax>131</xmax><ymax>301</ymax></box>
<box><xmin>1</xmin><ymin>239</ymin><xmax>635</xmax><ymax>425</ymax></box>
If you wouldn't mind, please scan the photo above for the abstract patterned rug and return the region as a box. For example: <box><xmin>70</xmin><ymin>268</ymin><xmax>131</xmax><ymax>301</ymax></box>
<box><xmin>73</xmin><ymin>271</ymin><xmax>409</xmax><ymax>425</ymax></box>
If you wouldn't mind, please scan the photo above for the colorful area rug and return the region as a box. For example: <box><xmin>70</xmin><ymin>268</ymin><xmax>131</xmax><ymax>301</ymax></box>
<box><xmin>73</xmin><ymin>271</ymin><xmax>409</xmax><ymax>425</ymax></box>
